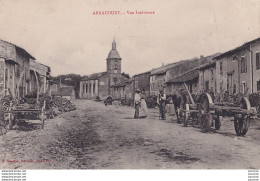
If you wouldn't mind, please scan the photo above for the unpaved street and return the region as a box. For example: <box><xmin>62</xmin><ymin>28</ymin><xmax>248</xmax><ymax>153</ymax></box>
<box><xmin>0</xmin><ymin>100</ymin><xmax>260</xmax><ymax>169</ymax></box>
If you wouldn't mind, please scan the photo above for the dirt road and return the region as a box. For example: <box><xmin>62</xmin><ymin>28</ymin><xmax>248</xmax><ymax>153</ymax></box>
<box><xmin>0</xmin><ymin>100</ymin><xmax>259</xmax><ymax>169</ymax></box>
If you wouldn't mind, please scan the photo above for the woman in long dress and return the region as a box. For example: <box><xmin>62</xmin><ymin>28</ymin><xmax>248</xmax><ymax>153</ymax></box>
<box><xmin>140</xmin><ymin>91</ymin><xmax>148</xmax><ymax>117</ymax></box>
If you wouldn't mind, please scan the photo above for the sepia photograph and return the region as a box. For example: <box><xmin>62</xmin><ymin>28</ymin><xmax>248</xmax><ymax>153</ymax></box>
<box><xmin>0</xmin><ymin>0</ymin><xmax>259</xmax><ymax>179</ymax></box>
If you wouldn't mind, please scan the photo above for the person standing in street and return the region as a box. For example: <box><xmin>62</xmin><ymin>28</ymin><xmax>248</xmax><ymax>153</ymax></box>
<box><xmin>140</xmin><ymin>89</ymin><xmax>148</xmax><ymax>118</ymax></box>
<box><xmin>157</xmin><ymin>87</ymin><xmax>167</xmax><ymax>120</ymax></box>
<box><xmin>134</xmin><ymin>89</ymin><xmax>141</xmax><ymax>119</ymax></box>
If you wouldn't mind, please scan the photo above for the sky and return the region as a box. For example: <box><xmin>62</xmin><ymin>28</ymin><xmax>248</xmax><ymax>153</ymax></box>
<box><xmin>0</xmin><ymin>0</ymin><xmax>259</xmax><ymax>76</ymax></box>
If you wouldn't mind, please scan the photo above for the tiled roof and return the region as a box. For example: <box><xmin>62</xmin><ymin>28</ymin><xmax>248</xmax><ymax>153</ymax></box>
<box><xmin>214</xmin><ymin>37</ymin><xmax>260</xmax><ymax>60</ymax></box>
<box><xmin>81</xmin><ymin>72</ymin><xmax>107</xmax><ymax>81</ymax></box>
<box><xmin>166</xmin><ymin>53</ymin><xmax>220</xmax><ymax>80</ymax></box>
<box><xmin>0</xmin><ymin>39</ymin><xmax>35</xmax><ymax>60</ymax></box>
<box><xmin>167</xmin><ymin>69</ymin><xmax>199</xmax><ymax>83</ymax></box>
<box><xmin>150</xmin><ymin>62</ymin><xmax>180</xmax><ymax>75</ymax></box>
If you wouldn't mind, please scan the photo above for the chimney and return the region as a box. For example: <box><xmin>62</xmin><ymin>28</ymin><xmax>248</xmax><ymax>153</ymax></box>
<box><xmin>200</xmin><ymin>55</ymin><xmax>204</xmax><ymax>59</ymax></box>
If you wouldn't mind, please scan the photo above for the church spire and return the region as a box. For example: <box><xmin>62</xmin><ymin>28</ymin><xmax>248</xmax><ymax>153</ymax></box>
<box><xmin>112</xmin><ymin>37</ymin><xmax>116</xmax><ymax>50</ymax></box>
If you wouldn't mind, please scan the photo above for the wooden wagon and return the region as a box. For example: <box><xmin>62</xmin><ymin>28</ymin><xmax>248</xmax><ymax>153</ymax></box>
<box><xmin>199</xmin><ymin>93</ymin><xmax>254</xmax><ymax>136</ymax></box>
<box><xmin>3</xmin><ymin>98</ymin><xmax>46</xmax><ymax>130</ymax></box>
<box><xmin>177</xmin><ymin>83</ymin><xmax>255</xmax><ymax>136</ymax></box>
<box><xmin>1</xmin><ymin>69</ymin><xmax>47</xmax><ymax>132</ymax></box>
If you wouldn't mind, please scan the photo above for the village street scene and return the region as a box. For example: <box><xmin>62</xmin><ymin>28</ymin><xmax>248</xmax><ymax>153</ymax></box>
<box><xmin>0</xmin><ymin>36</ymin><xmax>260</xmax><ymax>169</ymax></box>
<box><xmin>0</xmin><ymin>0</ymin><xmax>260</xmax><ymax>171</ymax></box>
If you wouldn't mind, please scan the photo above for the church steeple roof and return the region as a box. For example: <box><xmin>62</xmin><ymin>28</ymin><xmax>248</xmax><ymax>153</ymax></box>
<box><xmin>107</xmin><ymin>38</ymin><xmax>121</xmax><ymax>60</ymax></box>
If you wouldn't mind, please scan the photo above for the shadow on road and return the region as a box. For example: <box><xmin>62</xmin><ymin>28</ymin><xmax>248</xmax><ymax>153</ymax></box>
<box><xmin>12</xmin><ymin>120</ymin><xmax>43</xmax><ymax>132</ymax></box>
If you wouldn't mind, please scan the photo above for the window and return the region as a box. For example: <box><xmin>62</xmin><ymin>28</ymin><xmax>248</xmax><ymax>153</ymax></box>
<box><xmin>257</xmin><ymin>80</ymin><xmax>260</xmax><ymax>91</ymax></box>
<box><xmin>256</xmin><ymin>52</ymin><xmax>260</xmax><ymax>70</ymax></box>
<box><xmin>86</xmin><ymin>84</ymin><xmax>88</xmax><ymax>93</ymax></box>
<box><xmin>242</xmin><ymin>82</ymin><xmax>246</xmax><ymax>94</ymax></box>
<box><xmin>211</xmin><ymin>69</ymin><xmax>214</xmax><ymax>80</ymax></box>
<box><xmin>93</xmin><ymin>83</ymin><xmax>95</xmax><ymax>93</ymax></box>
<box><xmin>241</xmin><ymin>56</ymin><xmax>247</xmax><ymax>73</ymax></box>
<box><xmin>233</xmin><ymin>84</ymin><xmax>236</xmax><ymax>94</ymax></box>
<box><xmin>219</xmin><ymin>61</ymin><xmax>223</xmax><ymax>75</ymax></box>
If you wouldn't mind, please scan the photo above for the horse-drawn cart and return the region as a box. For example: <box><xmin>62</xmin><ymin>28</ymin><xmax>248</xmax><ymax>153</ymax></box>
<box><xmin>199</xmin><ymin>93</ymin><xmax>255</xmax><ymax>136</ymax></box>
<box><xmin>176</xmin><ymin>83</ymin><xmax>256</xmax><ymax>136</ymax></box>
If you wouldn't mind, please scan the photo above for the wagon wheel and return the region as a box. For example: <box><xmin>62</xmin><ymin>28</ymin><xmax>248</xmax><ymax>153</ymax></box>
<box><xmin>199</xmin><ymin>93</ymin><xmax>213</xmax><ymax>132</ymax></box>
<box><xmin>214</xmin><ymin>114</ymin><xmax>222</xmax><ymax>130</ymax></box>
<box><xmin>199</xmin><ymin>93</ymin><xmax>213</xmax><ymax>114</ymax></box>
<box><xmin>182</xmin><ymin>104</ymin><xmax>190</xmax><ymax>127</ymax></box>
<box><xmin>234</xmin><ymin>115</ymin><xmax>250</xmax><ymax>136</ymax></box>
<box><xmin>191</xmin><ymin>111</ymin><xmax>200</xmax><ymax>127</ymax></box>
<box><xmin>200</xmin><ymin>113</ymin><xmax>213</xmax><ymax>133</ymax></box>
<box><xmin>234</xmin><ymin>97</ymin><xmax>251</xmax><ymax>136</ymax></box>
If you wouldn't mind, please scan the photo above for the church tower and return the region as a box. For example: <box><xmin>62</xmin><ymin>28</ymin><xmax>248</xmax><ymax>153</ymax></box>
<box><xmin>106</xmin><ymin>38</ymin><xmax>122</xmax><ymax>93</ymax></box>
<box><xmin>106</xmin><ymin>38</ymin><xmax>122</xmax><ymax>75</ymax></box>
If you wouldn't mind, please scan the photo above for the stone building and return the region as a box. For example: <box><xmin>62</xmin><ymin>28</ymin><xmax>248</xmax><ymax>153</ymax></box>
<box><xmin>79</xmin><ymin>39</ymin><xmax>128</xmax><ymax>100</ymax></box>
<box><xmin>165</xmin><ymin>54</ymin><xmax>219</xmax><ymax>95</ymax></box>
<box><xmin>52</xmin><ymin>86</ymin><xmax>76</xmax><ymax>101</ymax></box>
<box><xmin>214</xmin><ymin>37</ymin><xmax>260</xmax><ymax>95</ymax></box>
<box><xmin>0</xmin><ymin>40</ymin><xmax>51</xmax><ymax>100</ymax></box>
<box><xmin>149</xmin><ymin>62</ymin><xmax>180</xmax><ymax>95</ymax></box>
<box><xmin>0</xmin><ymin>40</ymin><xmax>35</xmax><ymax>99</ymax></box>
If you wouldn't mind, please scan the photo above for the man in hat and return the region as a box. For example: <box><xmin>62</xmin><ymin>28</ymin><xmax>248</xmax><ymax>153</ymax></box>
<box><xmin>157</xmin><ymin>87</ymin><xmax>167</xmax><ymax>120</ymax></box>
<box><xmin>134</xmin><ymin>89</ymin><xmax>141</xmax><ymax>119</ymax></box>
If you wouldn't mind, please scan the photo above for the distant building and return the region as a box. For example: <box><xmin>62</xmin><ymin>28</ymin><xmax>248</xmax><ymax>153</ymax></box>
<box><xmin>52</xmin><ymin>86</ymin><xmax>76</xmax><ymax>101</ymax></box>
<box><xmin>79</xmin><ymin>39</ymin><xmax>129</xmax><ymax>100</ymax></box>
<box><xmin>149</xmin><ymin>62</ymin><xmax>180</xmax><ymax>95</ymax></box>
<box><xmin>133</xmin><ymin>71</ymin><xmax>151</xmax><ymax>97</ymax></box>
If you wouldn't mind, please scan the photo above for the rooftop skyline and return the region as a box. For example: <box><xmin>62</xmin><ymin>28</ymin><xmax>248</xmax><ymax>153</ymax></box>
<box><xmin>0</xmin><ymin>0</ymin><xmax>259</xmax><ymax>76</ymax></box>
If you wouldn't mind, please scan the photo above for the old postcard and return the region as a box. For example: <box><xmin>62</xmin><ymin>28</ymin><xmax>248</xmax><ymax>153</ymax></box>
<box><xmin>0</xmin><ymin>0</ymin><xmax>259</xmax><ymax>180</ymax></box>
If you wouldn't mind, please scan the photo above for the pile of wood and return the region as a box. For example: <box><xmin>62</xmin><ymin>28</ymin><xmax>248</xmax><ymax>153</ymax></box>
<box><xmin>249</xmin><ymin>92</ymin><xmax>260</xmax><ymax>107</ymax></box>
<box><xmin>23</xmin><ymin>92</ymin><xmax>77</xmax><ymax>119</ymax></box>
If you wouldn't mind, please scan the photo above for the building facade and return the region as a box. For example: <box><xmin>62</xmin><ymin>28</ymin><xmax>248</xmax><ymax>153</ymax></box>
<box><xmin>29</xmin><ymin>60</ymin><xmax>51</xmax><ymax>94</ymax></box>
<box><xmin>214</xmin><ymin>37</ymin><xmax>260</xmax><ymax>95</ymax></box>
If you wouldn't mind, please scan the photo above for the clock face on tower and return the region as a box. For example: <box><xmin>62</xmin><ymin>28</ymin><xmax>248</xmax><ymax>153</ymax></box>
<box><xmin>114</xmin><ymin>70</ymin><xmax>117</xmax><ymax>73</ymax></box>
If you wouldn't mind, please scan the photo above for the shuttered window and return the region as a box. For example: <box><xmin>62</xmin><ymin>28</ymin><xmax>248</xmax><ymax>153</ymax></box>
<box><xmin>257</xmin><ymin>80</ymin><xmax>260</xmax><ymax>91</ymax></box>
<box><xmin>256</xmin><ymin>52</ymin><xmax>260</xmax><ymax>70</ymax></box>
<box><xmin>241</xmin><ymin>57</ymin><xmax>247</xmax><ymax>73</ymax></box>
